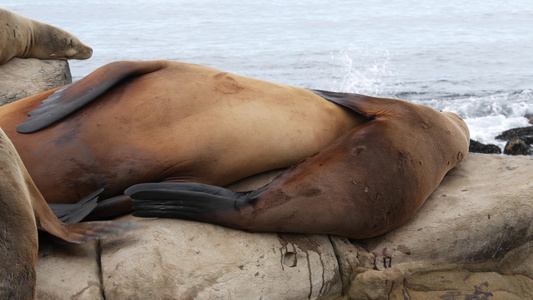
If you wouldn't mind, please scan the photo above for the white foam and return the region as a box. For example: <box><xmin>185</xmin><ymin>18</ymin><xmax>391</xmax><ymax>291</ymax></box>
<box><xmin>327</xmin><ymin>47</ymin><xmax>397</xmax><ymax>96</ymax></box>
<box><xmin>465</xmin><ymin>115</ymin><xmax>530</xmax><ymax>149</ymax></box>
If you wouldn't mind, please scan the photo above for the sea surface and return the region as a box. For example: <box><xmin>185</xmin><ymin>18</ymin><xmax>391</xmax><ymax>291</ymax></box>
<box><xmin>4</xmin><ymin>0</ymin><xmax>533</xmax><ymax>148</ymax></box>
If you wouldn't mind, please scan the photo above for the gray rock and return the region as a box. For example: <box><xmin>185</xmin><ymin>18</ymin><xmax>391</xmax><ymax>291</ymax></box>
<box><xmin>101</xmin><ymin>217</ymin><xmax>341</xmax><ymax>299</ymax></box>
<box><xmin>36</xmin><ymin>239</ymin><xmax>102</xmax><ymax>300</ymax></box>
<box><xmin>0</xmin><ymin>57</ymin><xmax>71</xmax><ymax>106</ymax></box>
<box><xmin>34</xmin><ymin>153</ymin><xmax>533</xmax><ymax>299</ymax></box>
<box><xmin>345</xmin><ymin>153</ymin><xmax>533</xmax><ymax>299</ymax></box>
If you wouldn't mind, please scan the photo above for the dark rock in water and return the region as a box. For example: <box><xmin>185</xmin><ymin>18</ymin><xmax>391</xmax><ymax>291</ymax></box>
<box><xmin>503</xmin><ymin>139</ymin><xmax>533</xmax><ymax>156</ymax></box>
<box><xmin>496</xmin><ymin>126</ymin><xmax>533</xmax><ymax>155</ymax></box>
<box><xmin>469</xmin><ymin>139</ymin><xmax>502</xmax><ymax>154</ymax></box>
<box><xmin>522</xmin><ymin>136</ymin><xmax>533</xmax><ymax>145</ymax></box>
<box><xmin>496</xmin><ymin>126</ymin><xmax>533</xmax><ymax>141</ymax></box>
<box><xmin>525</xmin><ymin>113</ymin><xmax>533</xmax><ymax>125</ymax></box>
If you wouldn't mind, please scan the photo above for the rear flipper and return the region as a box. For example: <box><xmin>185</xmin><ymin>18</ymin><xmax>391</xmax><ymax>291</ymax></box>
<box><xmin>43</xmin><ymin>190</ymin><xmax>141</xmax><ymax>243</ymax></box>
<box><xmin>83</xmin><ymin>194</ymin><xmax>134</xmax><ymax>221</ymax></box>
<box><xmin>126</xmin><ymin>183</ymin><xmax>258</xmax><ymax>228</ymax></box>
<box><xmin>49</xmin><ymin>188</ymin><xmax>103</xmax><ymax>223</ymax></box>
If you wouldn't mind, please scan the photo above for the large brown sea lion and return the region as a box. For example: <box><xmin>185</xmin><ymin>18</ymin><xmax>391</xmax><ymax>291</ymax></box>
<box><xmin>0</xmin><ymin>8</ymin><xmax>92</xmax><ymax>64</ymax></box>
<box><xmin>2</xmin><ymin>60</ymin><xmax>469</xmax><ymax>239</ymax></box>
<box><xmin>128</xmin><ymin>91</ymin><xmax>470</xmax><ymax>239</ymax></box>
<box><xmin>1</xmin><ymin>60</ymin><xmax>365</xmax><ymax>219</ymax></box>
<box><xmin>0</xmin><ymin>126</ymin><xmax>135</xmax><ymax>299</ymax></box>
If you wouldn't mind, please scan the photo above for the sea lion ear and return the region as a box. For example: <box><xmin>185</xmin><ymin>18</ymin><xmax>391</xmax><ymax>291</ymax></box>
<box><xmin>309</xmin><ymin>89</ymin><xmax>397</xmax><ymax>119</ymax></box>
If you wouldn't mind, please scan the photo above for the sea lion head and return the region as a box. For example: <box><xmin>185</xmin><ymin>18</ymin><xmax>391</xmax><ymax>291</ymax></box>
<box><xmin>29</xmin><ymin>22</ymin><xmax>93</xmax><ymax>60</ymax></box>
<box><xmin>441</xmin><ymin>111</ymin><xmax>470</xmax><ymax>140</ymax></box>
<box><xmin>50</xmin><ymin>34</ymin><xmax>93</xmax><ymax>60</ymax></box>
<box><xmin>435</xmin><ymin>111</ymin><xmax>470</xmax><ymax>166</ymax></box>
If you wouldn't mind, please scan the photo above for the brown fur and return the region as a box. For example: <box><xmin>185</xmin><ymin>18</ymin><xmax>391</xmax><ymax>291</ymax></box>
<box><xmin>229</xmin><ymin>92</ymin><xmax>470</xmax><ymax>238</ymax></box>
<box><xmin>0</xmin><ymin>127</ymin><xmax>135</xmax><ymax>299</ymax></box>
<box><xmin>127</xmin><ymin>91</ymin><xmax>469</xmax><ymax>239</ymax></box>
<box><xmin>0</xmin><ymin>126</ymin><xmax>39</xmax><ymax>299</ymax></box>
<box><xmin>1</xmin><ymin>60</ymin><xmax>469</xmax><ymax>239</ymax></box>
<box><xmin>0</xmin><ymin>60</ymin><xmax>365</xmax><ymax>218</ymax></box>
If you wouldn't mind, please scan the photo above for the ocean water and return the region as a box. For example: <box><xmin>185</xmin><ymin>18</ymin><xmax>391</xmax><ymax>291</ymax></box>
<box><xmin>4</xmin><ymin>0</ymin><xmax>533</xmax><ymax>148</ymax></box>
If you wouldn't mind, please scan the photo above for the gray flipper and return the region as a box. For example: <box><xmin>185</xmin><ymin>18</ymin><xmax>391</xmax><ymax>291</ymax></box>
<box><xmin>126</xmin><ymin>183</ymin><xmax>260</xmax><ymax>223</ymax></box>
<box><xmin>17</xmin><ymin>60</ymin><xmax>168</xmax><ymax>133</ymax></box>
<box><xmin>49</xmin><ymin>188</ymin><xmax>103</xmax><ymax>223</ymax></box>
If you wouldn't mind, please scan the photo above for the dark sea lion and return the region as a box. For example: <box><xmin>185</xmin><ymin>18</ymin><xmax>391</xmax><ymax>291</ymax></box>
<box><xmin>0</xmin><ymin>127</ymin><xmax>135</xmax><ymax>299</ymax></box>
<box><xmin>127</xmin><ymin>90</ymin><xmax>470</xmax><ymax>239</ymax></box>
<box><xmin>0</xmin><ymin>60</ymin><xmax>365</xmax><ymax>220</ymax></box>
<box><xmin>0</xmin><ymin>8</ymin><xmax>92</xmax><ymax>64</ymax></box>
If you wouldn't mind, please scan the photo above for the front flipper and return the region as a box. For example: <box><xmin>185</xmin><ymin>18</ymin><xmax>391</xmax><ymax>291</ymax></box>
<box><xmin>17</xmin><ymin>60</ymin><xmax>169</xmax><ymax>133</ymax></box>
<box><xmin>126</xmin><ymin>183</ymin><xmax>258</xmax><ymax>228</ymax></box>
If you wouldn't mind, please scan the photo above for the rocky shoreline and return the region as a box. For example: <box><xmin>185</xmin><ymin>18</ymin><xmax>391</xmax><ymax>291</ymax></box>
<box><xmin>2</xmin><ymin>58</ymin><xmax>533</xmax><ymax>299</ymax></box>
<box><xmin>470</xmin><ymin>125</ymin><xmax>533</xmax><ymax>156</ymax></box>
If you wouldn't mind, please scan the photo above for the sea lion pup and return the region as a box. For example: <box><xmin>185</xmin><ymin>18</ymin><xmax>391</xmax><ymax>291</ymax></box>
<box><xmin>0</xmin><ymin>127</ymin><xmax>136</xmax><ymax>299</ymax></box>
<box><xmin>0</xmin><ymin>8</ymin><xmax>92</xmax><ymax>64</ymax></box>
<box><xmin>127</xmin><ymin>91</ymin><xmax>470</xmax><ymax>239</ymax></box>
<box><xmin>3</xmin><ymin>60</ymin><xmax>365</xmax><ymax>220</ymax></box>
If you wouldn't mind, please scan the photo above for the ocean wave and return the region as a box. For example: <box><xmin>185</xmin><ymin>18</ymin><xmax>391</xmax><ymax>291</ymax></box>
<box><xmin>410</xmin><ymin>89</ymin><xmax>533</xmax><ymax>119</ymax></box>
